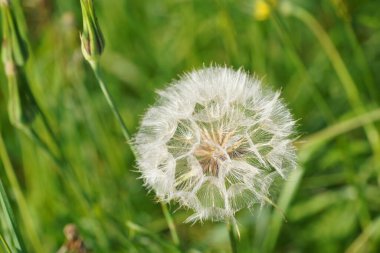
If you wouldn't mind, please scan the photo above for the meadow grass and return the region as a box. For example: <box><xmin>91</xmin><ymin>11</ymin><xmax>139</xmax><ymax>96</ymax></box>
<box><xmin>1</xmin><ymin>0</ymin><xmax>380</xmax><ymax>252</ymax></box>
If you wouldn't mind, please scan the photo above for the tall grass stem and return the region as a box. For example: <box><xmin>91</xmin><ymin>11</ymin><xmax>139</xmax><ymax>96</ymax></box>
<box><xmin>0</xmin><ymin>233</ymin><xmax>13</xmax><ymax>253</ymax></box>
<box><xmin>283</xmin><ymin>3</ymin><xmax>380</xmax><ymax>156</ymax></box>
<box><xmin>0</xmin><ymin>131</ymin><xmax>43</xmax><ymax>252</ymax></box>
<box><xmin>0</xmin><ymin>178</ymin><xmax>27</xmax><ymax>253</ymax></box>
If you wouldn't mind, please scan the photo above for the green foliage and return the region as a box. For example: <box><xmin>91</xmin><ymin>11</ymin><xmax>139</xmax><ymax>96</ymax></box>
<box><xmin>0</xmin><ymin>0</ymin><xmax>379</xmax><ymax>252</ymax></box>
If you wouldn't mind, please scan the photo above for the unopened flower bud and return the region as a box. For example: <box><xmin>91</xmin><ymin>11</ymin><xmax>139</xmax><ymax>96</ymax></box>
<box><xmin>80</xmin><ymin>0</ymin><xmax>105</xmax><ymax>65</ymax></box>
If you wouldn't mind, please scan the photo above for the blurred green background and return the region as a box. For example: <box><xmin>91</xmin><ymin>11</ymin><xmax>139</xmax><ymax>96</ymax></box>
<box><xmin>1</xmin><ymin>0</ymin><xmax>380</xmax><ymax>252</ymax></box>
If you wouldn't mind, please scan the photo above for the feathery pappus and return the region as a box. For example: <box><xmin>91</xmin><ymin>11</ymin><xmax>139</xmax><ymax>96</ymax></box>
<box><xmin>134</xmin><ymin>66</ymin><xmax>297</xmax><ymax>223</ymax></box>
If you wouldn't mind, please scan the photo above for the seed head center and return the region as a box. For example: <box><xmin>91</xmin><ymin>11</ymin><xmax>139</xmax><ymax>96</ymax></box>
<box><xmin>194</xmin><ymin>127</ymin><xmax>244</xmax><ymax>176</ymax></box>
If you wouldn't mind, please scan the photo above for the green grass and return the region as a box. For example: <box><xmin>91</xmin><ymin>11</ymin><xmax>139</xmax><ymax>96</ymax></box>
<box><xmin>1</xmin><ymin>0</ymin><xmax>380</xmax><ymax>252</ymax></box>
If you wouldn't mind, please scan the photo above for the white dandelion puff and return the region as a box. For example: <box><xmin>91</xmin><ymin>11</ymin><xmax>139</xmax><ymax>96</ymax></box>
<box><xmin>134</xmin><ymin>66</ymin><xmax>297</xmax><ymax>223</ymax></box>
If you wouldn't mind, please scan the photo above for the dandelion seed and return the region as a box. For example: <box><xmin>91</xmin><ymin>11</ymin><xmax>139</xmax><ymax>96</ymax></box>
<box><xmin>134</xmin><ymin>66</ymin><xmax>297</xmax><ymax>223</ymax></box>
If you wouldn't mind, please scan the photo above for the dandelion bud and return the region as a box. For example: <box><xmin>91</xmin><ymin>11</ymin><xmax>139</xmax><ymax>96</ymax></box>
<box><xmin>134</xmin><ymin>66</ymin><xmax>297</xmax><ymax>222</ymax></box>
<box><xmin>79</xmin><ymin>0</ymin><xmax>105</xmax><ymax>65</ymax></box>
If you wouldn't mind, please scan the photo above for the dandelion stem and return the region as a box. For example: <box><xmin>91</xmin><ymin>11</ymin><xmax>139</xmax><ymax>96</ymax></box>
<box><xmin>88</xmin><ymin>61</ymin><xmax>180</xmax><ymax>246</ymax></box>
<box><xmin>79</xmin><ymin>0</ymin><xmax>180</xmax><ymax>244</ymax></box>
<box><xmin>161</xmin><ymin>203</ymin><xmax>180</xmax><ymax>246</ymax></box>
<box><xmin>227</xmin><ymin>221</ymin><xmax>238</xmax><ymax>253</ymax></box>
<box><xmin>90</xmin><ymin>62</ymin><xmax>131</xmax><ymax>142</ymax></box>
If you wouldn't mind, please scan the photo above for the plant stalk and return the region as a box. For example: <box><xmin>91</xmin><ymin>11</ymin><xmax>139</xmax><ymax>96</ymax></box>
<box><xmin>227</xmin><ymin>221</ymin><xmax>238</xmax><ymax>253</ymax></box>
<box><xmin>91</xmin><ymin>62</ymin><xmax>131</xmax><ymax>143</ymax></box>
<box><xmin>0</xmin><ymin>131</ymin><xmax>42</xmax><ymax>252</ymax></box>
<box><xmin>161</xmin><ymin>203</ymin><xmax>180</xmax><ymax>246</ymax></box>
<box><xmin>88</xmin><ymin>61</ymin><xmax>180</xmax><ymax>246</ymax></box>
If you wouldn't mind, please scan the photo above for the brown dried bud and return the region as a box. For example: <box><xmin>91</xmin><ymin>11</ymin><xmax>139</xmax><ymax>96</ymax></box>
<box><xmin>57</xmin><ymin>224</ymin><xmax>90</xmax><ymax>253</ymax></box>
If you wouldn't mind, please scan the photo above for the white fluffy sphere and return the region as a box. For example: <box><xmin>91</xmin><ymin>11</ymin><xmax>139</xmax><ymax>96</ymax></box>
<box><xmin>134</xmin><ymin>66</ymin><xmax>296</xmax><ymax>222</ymax></box>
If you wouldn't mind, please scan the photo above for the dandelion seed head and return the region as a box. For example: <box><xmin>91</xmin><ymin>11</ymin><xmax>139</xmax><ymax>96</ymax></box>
<box><xmin>134</xmin><ymin>66</ymin><xmax>297</xmax><ymax>222</ymax></box>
